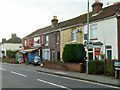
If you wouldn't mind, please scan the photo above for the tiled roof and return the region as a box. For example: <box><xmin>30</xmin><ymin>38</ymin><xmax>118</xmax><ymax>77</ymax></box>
<box><xmin>23</xmin><ymin>3</ymin><xmax>120</xmax><ymax>39</ymax></box>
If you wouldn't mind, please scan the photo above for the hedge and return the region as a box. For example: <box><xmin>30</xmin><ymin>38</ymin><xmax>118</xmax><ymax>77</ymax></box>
<box><xmin>62</xmin><ymin>44</ymin><xmax>86</xmax><ymax>63</ymax></box>
<box><xmin>88</xmin><ymin>60</ymin><xmax>104</xmax><ymax>75</ymax></box>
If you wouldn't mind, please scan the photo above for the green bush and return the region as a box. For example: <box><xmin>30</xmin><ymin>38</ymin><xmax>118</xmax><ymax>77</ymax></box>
<box><xmin>62</xmin><ymin>44</ymin><xmax>86</xmax><ymax>63</ymax></box>
<box><xmin>88</xmin><ymin>60</ymin><xmax>104</xmax><ymax>75</ymax></box>
<box><xmin>6</xmin><ymin>49</ymin><xmax>19</xmax><ymax>58</ymax></box>
<box><xmin>104</xmin><ymin>60</ymin><xmax>115</xmax><ymax>76</ymax></box>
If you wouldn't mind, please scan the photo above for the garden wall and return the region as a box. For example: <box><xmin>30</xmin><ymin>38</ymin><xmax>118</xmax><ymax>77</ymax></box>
<box><xmin>43</xmin><ymin>61</ymin><xmax>83</xmax><ymax>72</ymax></box>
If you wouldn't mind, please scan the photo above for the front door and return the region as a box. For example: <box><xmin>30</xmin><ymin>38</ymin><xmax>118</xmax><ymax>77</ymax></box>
<box><xmin>52</xmin><ymin>50</ymin><xmax>55</xmax><ymax>61</ymax></box>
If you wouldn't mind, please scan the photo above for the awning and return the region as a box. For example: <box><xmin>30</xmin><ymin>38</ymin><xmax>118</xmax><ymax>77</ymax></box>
<box><xmin>20</xmin><ymin>48</ymin><xmax>39</xmax><ymax>53</ymax></box>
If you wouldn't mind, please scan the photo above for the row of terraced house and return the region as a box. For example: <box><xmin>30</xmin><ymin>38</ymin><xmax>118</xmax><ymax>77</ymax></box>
<box><xmin>20</xmin><ymin>1</ymin><xmax>120</xmax><ymax>63</ymax></box>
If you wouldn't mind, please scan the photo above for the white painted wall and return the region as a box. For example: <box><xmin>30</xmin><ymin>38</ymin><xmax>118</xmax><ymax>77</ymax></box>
<box><xmin>0</xmin><ymin>43</ymin><xmax>22</xmax><ymax>57</ymax></box>
<box><xmin>83</xmin><ymin>17</ymin><xmax>118</xmax><ymax>60</ymax></box>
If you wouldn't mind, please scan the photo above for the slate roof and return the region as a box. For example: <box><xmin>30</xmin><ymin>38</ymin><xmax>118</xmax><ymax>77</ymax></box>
<box><xmin>4</xmin><ymin>37</ymin><xmax>22</xmax><ymax>44</ymax></box>
<box><xmin>23</xmin><ymin>3</ymin><xmax>120</xmax><ymax>39</ymax></box>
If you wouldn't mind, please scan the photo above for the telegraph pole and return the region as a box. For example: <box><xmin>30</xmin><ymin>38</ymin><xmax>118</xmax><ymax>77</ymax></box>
<box><xmin>87</xmin><ymin>0</ymin><xmax>90</xmax><ymax>74</ymax></box>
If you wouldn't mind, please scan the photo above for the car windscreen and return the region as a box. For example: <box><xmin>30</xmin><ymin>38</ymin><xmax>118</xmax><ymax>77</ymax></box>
<box><xmin>35</xmin><ymin>56</ymin><xmax>41</xmax><ymax>60</ymax></box>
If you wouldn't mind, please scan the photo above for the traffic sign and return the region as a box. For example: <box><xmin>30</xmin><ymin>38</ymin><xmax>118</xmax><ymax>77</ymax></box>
<box><xmin>84</xmin><ymin>41</ymin><xmax>93</xmax><ymax>48</ymax></box>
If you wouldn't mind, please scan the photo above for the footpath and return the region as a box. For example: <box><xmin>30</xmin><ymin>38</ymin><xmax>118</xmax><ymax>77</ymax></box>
<box><xmin>3</xmin><ymin>63</ymin><xmax>120</xmax><ymax>87</ymax></box>
<box><xmin>36</xmin><ymin>66</ymin><xmax>120</xmax><ymax>87</ymax></box>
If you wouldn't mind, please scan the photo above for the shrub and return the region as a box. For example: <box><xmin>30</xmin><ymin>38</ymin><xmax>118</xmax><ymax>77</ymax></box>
<box><xmin>6</xmin><ymin>49</ymin><xmax>19</xmax><ymax>58</ymax></box>
<box><xmin>88</xmin><ymin>60</ymin><xmax>104</xmax><ymax>75</ymax></box>
<box><xmin>104</xmin><ymin>60</ymin><xmax>115</xmax><ymax>76</ymax></box>
<box><xmin>62</xmin><ymin>44</ymin><xmax>86</xmax><ymax>63</ymax></box>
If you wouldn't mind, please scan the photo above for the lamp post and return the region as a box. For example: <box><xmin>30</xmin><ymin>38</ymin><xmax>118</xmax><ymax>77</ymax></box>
<box><xmin>87</xmin><ymin>0</ymin><xmax>90</xmax><ymax>74</ymax></box>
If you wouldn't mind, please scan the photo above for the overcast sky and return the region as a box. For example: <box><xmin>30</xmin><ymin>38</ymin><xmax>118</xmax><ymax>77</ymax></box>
<box><xmin>0</xmin><ymin>0</ymin><xmax>120</xmax><ymax>42</ymax></box>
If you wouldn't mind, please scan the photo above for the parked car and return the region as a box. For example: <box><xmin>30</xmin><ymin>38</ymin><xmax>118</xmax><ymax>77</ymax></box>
<box><xmin>33</xmin><ymin>56</ymin><xmax>43</xmax><ymax>66</ymax></box>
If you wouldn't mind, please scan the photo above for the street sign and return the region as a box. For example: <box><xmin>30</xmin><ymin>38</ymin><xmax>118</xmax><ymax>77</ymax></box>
<box><xmin>84</xmin><ymin>41</ymin><xmax>93</xmax><ymax>48</ymax></box>
<box><xmin>114</xmin><ymin>61</ymin><xmax>120</xmax><ymax>67</ymax></box>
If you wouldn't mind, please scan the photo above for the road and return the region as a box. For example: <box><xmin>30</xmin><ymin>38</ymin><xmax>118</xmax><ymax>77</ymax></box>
<box><xmin>1</xmin><ymin>63</ymin><xmax>120</xmax><ymax>90</ymax></box>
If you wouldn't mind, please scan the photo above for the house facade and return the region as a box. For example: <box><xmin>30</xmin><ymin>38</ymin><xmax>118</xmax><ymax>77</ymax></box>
<box><xmin>82</xmin><ymin>2</ymin><xmax>120</xmax><ymax>60</ymax></box>
<box><xmin>60</xmin><ymin>26</ymin><xmax>83</xmax><ymax>58</ymax></box>
<box><xmin>22</xmin><ymin>1</ymin><xmax>120</xmax><ymax>62</ymax></box>
<box><xmin>22</xmin><ymin>16</ymin><xmax>60</xmax><ymax>62</ymax></box>
<box><xmin>0</xmin><ymin>34</ymin><xmax>22</xmax><ymax>58</ymax></box>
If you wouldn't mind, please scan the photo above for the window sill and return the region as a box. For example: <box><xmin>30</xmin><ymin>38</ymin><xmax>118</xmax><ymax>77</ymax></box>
<box><xmin>90</xmin><ymin>38</ymin><xmax>98</xmax><ymax>40</ymax></box>
<box><xmin>71</xmin><ymin>40</ymin><xmax>77</xmax><ymax>43</ymax></box>
<box><xmin>56</xmin><ymin>43</ymin><xmax>59</xmax><ymax>45</ymax></box>
<box><xmin>45</xmin><ymin>44</ymin><xmax>48</xmax><ymax>46</ymax></box>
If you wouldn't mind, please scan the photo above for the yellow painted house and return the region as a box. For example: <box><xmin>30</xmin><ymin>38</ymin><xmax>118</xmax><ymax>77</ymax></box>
<box><xmin>60</xmin><ymin>26</ymin><xmax>83</xmax><ymax>58</ymax></box>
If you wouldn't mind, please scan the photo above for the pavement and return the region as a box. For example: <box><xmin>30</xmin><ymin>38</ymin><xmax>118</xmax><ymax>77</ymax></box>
<box><xmin>35</xmin><ymin>66</ymin><xmax>120</xmax><ymax>87</ymax></box>
<box><xmin>2</xmin><ymin>63</ymin><xmax>120</xmax><ymax>87</ymax></box>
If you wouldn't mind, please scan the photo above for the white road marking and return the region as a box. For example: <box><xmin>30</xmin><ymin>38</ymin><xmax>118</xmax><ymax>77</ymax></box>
<box><xmin>37</xmin><ymin>79</ymin><xmax>73</xmax><ymax>90</ymax></box>
<box><xmin>36</xmin><ymin>71</ymin><xmax>120</xmax><ymax>89</ymax></box>
<box><xmin>0</xmin><ymin>68</ymin><xmax>6</xmax><ymax>71</ymax></box>
<box><xmin>11</xmin><ymin>71</ymin><xmax>27</xmax><ymax>77</ymax></box>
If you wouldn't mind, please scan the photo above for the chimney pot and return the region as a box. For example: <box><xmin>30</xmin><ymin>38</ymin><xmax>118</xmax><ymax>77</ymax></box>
<box><xmin>2</xmin><ymin>38</ymin><xmax>6</xmax><ymax>43</ymax></box>
<box><xmin>51</xmin><ymin>16</ymin><xmax>58</xmax><ymax>28</ymax></box>
<box><xmin>92</xmin><ymin>0</ymin><xmax>103</xmax><ymax>14</ymax></box>
<box><xmin>12</xmin><ymin>33</ymin><xmax>17</xmax><ymax>38</ymax></box>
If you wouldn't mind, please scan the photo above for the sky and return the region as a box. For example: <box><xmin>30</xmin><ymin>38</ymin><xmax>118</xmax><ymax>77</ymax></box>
<box><xmin>0</xmin><ymin>0</ymin><xmax>120</xmax><ymax>42</ymax></box>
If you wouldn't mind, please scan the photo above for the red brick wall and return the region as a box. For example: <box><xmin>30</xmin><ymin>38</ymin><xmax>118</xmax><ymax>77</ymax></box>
<box><xmin>43</xmin><ymin>61</ymin><xmax>83</xmax><ymax>72</ymax></box>
<box><xmin>117</xmin><ymin>17</ymin><xmax>120</xmax><ymax>61</ymax></box>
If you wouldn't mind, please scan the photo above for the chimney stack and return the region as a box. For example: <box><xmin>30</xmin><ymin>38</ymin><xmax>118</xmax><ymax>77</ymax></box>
<box><xmin>51</xmin><ymin>16</ymin><xmax>58</xmax><ymax>28</ymax></box>
<box><xmin>2</xmin><ymin>38</ymin><xmax>6</xmax><ymax>43</ymax></box>
<box><xmin>92</xmin><ymin>0</ymin><xmax>103</xmax><ymax>14</ymax></box>
<box><xmin>12</xmin><ymin>33</ymin><xmax>17</xmax><ymax>38</ymax></box>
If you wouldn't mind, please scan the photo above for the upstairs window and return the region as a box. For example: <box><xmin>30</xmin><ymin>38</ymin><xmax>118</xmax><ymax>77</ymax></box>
<box><xmin>90</xmin><ymin>24</ymin><xmax>98</xmax><ymax>39</ymax></box>
<box><xmin>45</xmin><ymin>35</ymin><xmax>49</xmax><ymax>46</ymax></box>
<box><xmin>57</xmin><ymin>35</ymin><xmax>59</xmax><ymax>44</ymax></box>
<box><xmin>24</xmin><ymin>40</ymin><xmax>27</xmax><ymax>46</ymax></box>
<box><xmin>34</xmin><ymin>37</ymin><xmax>40</xmax><ymax>46</ymax></box>
<box><xmin>72</xmin><ymin>29</ymin><xmax>77</xmax><ymax>41</ymax></box>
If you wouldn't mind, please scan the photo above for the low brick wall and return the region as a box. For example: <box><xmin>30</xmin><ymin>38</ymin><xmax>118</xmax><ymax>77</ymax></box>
<box><xmin>43</xmin><ymin>61</ymin><xmax>83</xmax><ymax>73</ymax></box>
<box><xmin>2</xmin><ymin>58</ymin><xmax>16</xmax><ymax>64</ymax></box>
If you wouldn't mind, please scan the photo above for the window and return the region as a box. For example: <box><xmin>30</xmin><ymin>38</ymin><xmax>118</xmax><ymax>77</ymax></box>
<box><xmin>106</xmin><ymin>46</ymin><xmax>112</xmax><ymax>60</ymax></box>
<box><xmin>90</xmin><ymin>24</ymin><xmax>98</xmax><ymax>39</ymax></box>
<box><xmin>84</xmin><ymin>34</ymin><xmax>87</xmax><ymax>40</ymax></box>
<box><xmin>43</xmin><ymin>49</ymin><xmax>50</xmax><ymax>60</ymax></box>
<box><xmin>34</xmin><ymin>37</ymin><xmax>40</xmax><ymax>46</ymax></box>
<box><xmin>24</xmin><ymin>40</ymin><xmax>27</xmax><ymax>46</ymax></box>
<box><xmin>57</xmin><ymin>35</ymin><xmax>59</xmax><ymax>44</ymax></box>
<box><xmin>72</xmin><ymin>29</ymin><xmax>77</xmax><ymax>41</ymax></box>
<box><xmin>45</xmin><ymin>35</ymin><xmax>49</xmax><ymax>46</ymax></box>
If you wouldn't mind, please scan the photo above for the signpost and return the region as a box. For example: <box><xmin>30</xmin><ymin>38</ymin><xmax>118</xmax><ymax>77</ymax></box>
<box><xmin>114</xmin><ymin>61</ymin><xmax>120</xmax><ymax>79</ymax></box>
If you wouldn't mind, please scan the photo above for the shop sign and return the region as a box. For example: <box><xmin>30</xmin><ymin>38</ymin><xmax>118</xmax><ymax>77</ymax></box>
<box><xmin>94</xmin><ymin>48</ymin><xmax>101</xmax><ymax>55</ymax></box>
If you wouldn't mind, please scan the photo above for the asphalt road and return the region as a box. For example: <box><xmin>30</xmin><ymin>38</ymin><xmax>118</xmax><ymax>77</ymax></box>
<box><xmin>1</xmin><ymin>63</ymin><xmax>120</xmax><ymax>90</ymax></box>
